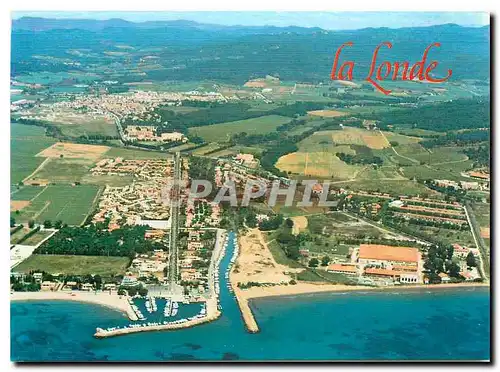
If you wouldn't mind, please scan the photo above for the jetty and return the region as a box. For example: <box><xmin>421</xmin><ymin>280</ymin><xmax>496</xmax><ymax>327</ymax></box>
<box><xmin>232</xmin><ymin>288</ymin><xmax>259</xmax><ymax>333</ymax></box>
<box><xmin>94</xmin><ymin>298</ymin><xmax>220</xmax><ymax>338</ymax></box>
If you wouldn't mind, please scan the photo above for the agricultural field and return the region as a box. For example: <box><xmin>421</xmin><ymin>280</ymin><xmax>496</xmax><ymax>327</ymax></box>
<box><xmin>11</xmin><ymin>123</ymin><xmax>56</xmax><ymax>184</ymax></box>
<box><xmin>37</xmin><ymin>142</ymin><xmax>110</xmax><ymax>160</ymax></box>
<box><xmin>11</xmin><ymin>184</ymin><xmax>101</xmax><ymax>226</ymax></box>
<box><xmin>10</xmin><ymin>227</ymin><xmax>31</xmax><ymax>245</ymax></box>
<box><xmin>19</xmin><ymin>230</ymin><xmax>55</xmax><ymax>246</ymax></box>
<box><xmin>410</xmin><ymin>225</ymin><xmax>475</xmax><ymax>248</ymax></box>
<box><xmin>21</xmin><ymin>142</ymin><xmax>113</xmax><ymax>184</ymax></box>
<box><xmin>381</xmin><ymin>131</ymin><xmax>422</xmax><ymax>145</ymax></box>
<box><xmin>16</xmin><ymin>107</ymin><xmax>118</xmax><ymax>138</ymax></box>
<box><xmin>15</xmin><ymin>255</ymin><xmax>130</xmax><ymax>276</ymax></box>
<box><xmin>315</xmin><ymin>127</ymin><xmax>390</xmax><ymax>149</ymax></box>
<box><xmin>471</xmin><ymin>202</ymin><xmax>491</xmax><ymax>247</ymax></box>
<box><xmin>105</xmin><ymin>147</ymin><xmax>172</xmax><ymax>160</ymax></box>
<box><xmin>275</xmin><ymin>151</ymin><xmax>363</xmax><ymax>179</ymax></box>
<box><xmin>11</xmin><ymin>186</ymin><xmax>46</xmax><ymax>201</ymax></box>
<box><xmin>332</xmin><ymin>179</ymin><xmax>434</xmax><ymax>196</ymax></box>
<box><xmin>188</xmin><ymin>115</ymin><xmax>291</xmax><ymax>143</ymax></box>
<box><xmin>81</xmin><ymin>173</ymin><xmax>135</xmax><ymax>187</ymax></box>
<box><xmin>28</xmin><ymin>158</ymin><xmax>96</xmax><ymax>184</ymax></box>
<box><xmin>307</xmin><ymin>109</ymin><xmax>347</xmax><ymax>118</ymax></box>
<box><xmin>401</xmin><ymin>162</ymin><xmax>473</xmax><ymax>182</ymax></box>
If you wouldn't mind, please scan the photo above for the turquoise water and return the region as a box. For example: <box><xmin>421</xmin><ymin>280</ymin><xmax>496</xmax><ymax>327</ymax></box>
<box><xmin>11</xmin><ymin>233</ymin><xmax>490</xmax><ymax>361</ymax></box>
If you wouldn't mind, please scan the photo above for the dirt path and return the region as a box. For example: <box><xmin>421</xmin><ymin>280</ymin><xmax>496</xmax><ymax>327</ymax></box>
<box><xmin>22</xmin><ymin>157</ymin><xmax>51</xmax><ymax>183</ymax></box>
<box><xmin>378</xmin><ymin>130</ymin><xmax>420</xmax><ymax>165</ymax></box>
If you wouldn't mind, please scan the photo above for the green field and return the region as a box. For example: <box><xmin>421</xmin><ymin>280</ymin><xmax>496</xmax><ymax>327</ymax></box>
<box><xmin>188</xmin><ymin>115</ymin><xmax>291</xmax><ymax>142</ymax></box>
<box><xmin>411</xmin><ymin>225</ymin><xmax>475</xmax><ymax>248</ymax></box>
<box><xmin>263</xmin><ymin>231</ymin><xmax>304</xmax><ymax>268</ymax></box>
<box><xmin>81</xmin><ymin>173</ymin><xmax>135</xmax><ymax>186</ymax></box>
<box><xmin>11</xmin><ymin>186</ymin><xmax>46</xmax><ymax>201</ymax></box>
<box><xmin>29</xmin><ymin>158</ymin><xmax>95</xmax><ymax>184</ymax></box>
<box><xmin>105</xmin><ymin>147</ymin><xmax>172</xmax><ymax>159</ymax></box>
<box><xmin>20</xmin><ymin>230</ymin><xmax>54</xmax><ymax>246</ymax></box>
<box><xmin>10</xmin><ymin>227</ymin><xmax>31</xmax><ymax>245</ymax></box>
<box><xmin>15</xmin><ymin>254</ymin><xmax>130</xmax><ymax>276</ymax></box>
<box><xmin>12</xmin><ymin>185</ymin><xmax>101</xmax><ymax>225</ymax></box>
<box><xmin>11</xmin><ymin>124</ymin><xmax>56</xmax><ymax>184</ymax></box>
<box><xmin>51</xmin><ymin>117</ymin><xmax>118</xmax><ymax>138</ymax></box>
<box><xmin>333</xmin><ymin>179</ymin><xmax>433</xmax><ymax>196</ymax></box>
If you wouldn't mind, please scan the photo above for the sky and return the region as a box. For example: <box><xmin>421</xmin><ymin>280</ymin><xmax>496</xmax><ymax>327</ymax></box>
<box><xmin>11</xmin><ymin>11</ymin><xmax>490</xmax><ymax>30</ymax></box>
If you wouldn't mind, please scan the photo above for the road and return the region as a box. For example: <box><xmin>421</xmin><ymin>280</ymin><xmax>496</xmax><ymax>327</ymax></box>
<box><xmin>109</xmin><ymin>111</ymin><xmax>125</xmax><ymax>144</ymax></box>
<box><xmin>464</xmin><ymin>202</ymin><xmax>489</xmax><ymax>282</ymax></box>
<box><xmin>167</xmin><ymin>152</ymin><xmax>182</xmax><ymax>290</ymax></box>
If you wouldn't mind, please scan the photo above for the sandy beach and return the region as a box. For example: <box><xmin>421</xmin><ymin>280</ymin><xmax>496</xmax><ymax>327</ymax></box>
<box><xmin>230</xmin><ymin>228</ymin><xmax>490</xmax><ymax>333</ymax></box>
<box><xmin>10</xmin><ymin>291</ymin><xmax>138</xmax><ymax>321</ymax></box>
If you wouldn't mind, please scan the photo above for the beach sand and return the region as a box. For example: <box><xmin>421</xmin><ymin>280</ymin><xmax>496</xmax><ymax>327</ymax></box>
<box><xmin>10</xmin><ymin>291</ymin><xmax>138</xmax><ymax>321</ymax></box>
<box><xmin>229</xmin><ymin>229</ymin><xmax>490</xmax><ymax>333</ymax></box>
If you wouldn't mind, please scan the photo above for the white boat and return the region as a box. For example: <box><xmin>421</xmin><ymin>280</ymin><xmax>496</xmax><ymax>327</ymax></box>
<box><xmin>171</xmin><ymin>307</ymin><xmax>178</xmax><ymax>316</ymax></box>
<box><xmin>164</xmin><ymin>299</ymin><xmax>172</xmax><ymax>317</ymax></box>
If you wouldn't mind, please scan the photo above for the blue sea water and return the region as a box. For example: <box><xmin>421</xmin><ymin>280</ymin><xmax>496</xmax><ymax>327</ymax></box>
<box><xmin>11</xmin><ymin>233</ymin><xmax>490</xmax><ymax>362</ymax></box>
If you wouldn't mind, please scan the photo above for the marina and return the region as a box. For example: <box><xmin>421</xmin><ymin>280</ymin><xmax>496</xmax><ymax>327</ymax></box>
<box><xmin>93</xmin><ymin>230</ymin><xmax>232</xmax><ymax>338</ymax></box>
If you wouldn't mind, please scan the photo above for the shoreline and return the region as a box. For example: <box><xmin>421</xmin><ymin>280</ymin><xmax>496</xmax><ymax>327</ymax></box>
<box><xmin>244</xmin><ymin>281</ymin><xmax>490</xmax><ymax>301</ymax></box>
<box><xmin>233</xmin><ymin>282</ymin><xmax>489</xmax><ymax>333</ymax></box>
<box><xmin>10</xmin><ymin>291</ymin><xmax>138</xmax><ymax>321</ymax></box>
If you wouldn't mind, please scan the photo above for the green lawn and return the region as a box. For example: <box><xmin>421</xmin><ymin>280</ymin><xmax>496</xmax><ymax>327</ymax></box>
<box><xmin>188</xmin><ymin>115</ymin><xmax>291</xmax><ymax>143</ymax></box>
<box><xmin>13</xmin><ymin>185</ymin><xmax>101</xmax><ymax>226</ymax></box>
<box><xmin>11</xmin><ymin>123</ymin><xmax>56</xmax><ymax>184</ymax></box>
<box><xmin>15</xmin><ymin>255</ymin><xmax>130</xmax><ymax>276</ymax></box>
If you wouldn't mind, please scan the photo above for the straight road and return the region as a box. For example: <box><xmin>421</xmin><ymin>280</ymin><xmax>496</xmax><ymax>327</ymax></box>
<box><xmin>167</xmin><ymin>152</ymin><xmax>182</xmax><ymax>289</ymax></box>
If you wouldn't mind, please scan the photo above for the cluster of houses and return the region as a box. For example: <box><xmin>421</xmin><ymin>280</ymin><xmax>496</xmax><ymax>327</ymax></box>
<box><xmin>11</xmin><ymin>272</ymin><xmax>119</xmax><ymax>292</ymax></box>
<box><xmin>185</xmin><ymin>201</ymin><xmax>221</xmax><ymax>228</ymax></box>
<box><xmin>435</xmin><ymin>179</ymin><xmax>488</xmax><ymax>191</ymax></box>
<box><xmin>232</xmin><ymin>153</ymin><xmax>259</xmax><ymax>168</ymax></box>
<box><xmin>124</xmin><ymin>125</ymin><xmax>187</xmax><ymax>143</ymax></box>
<box><xmin>91</xmin><ymin>159</ymin><xmax>173</xmax><ymax>228</ymax></box>
<box><xmin>129</xmin><ymin>249</ymin><xmax>168</xmax><ymax>280</ymax></box>
<box><xmin>178</xmin><ymin>230</ymin><xmax>214</xmax><ymax>294</ymax></box>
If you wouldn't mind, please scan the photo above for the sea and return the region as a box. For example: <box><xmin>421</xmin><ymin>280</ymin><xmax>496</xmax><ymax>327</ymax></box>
<box><xmin>11</xmin><ymin>232</ymin><xmax>490</xmax><ymax>362</ymax></box>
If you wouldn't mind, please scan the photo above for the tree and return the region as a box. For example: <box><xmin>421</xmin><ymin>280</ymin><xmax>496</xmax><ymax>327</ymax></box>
<box><xmin>118</xmin><ymin>288</ymin><xmax>126</xmax><ymax>296</ymax></box>
<box><xmin>285</xmin><ymin>218</ymin><xmax>294</xmax><ymax>228</ymax></box>
<box><xmin>448</xmin><ymin>262</ymin><xmax>462</xmax><ymax>278</ymax></box>
<box><xmin>127</xmin><ymin>287</ymin><xmax>138</xmax><ymax>297</ymax></box>
<box><xmin>321</xmin><ymin>256</ymin><xmax>330</xmax><ymax>266</ymax></box>
<box><xmin>138</xmin><ymin>287</ymin><xmax>148</xmax><ymax>297</ymax></box>
<box><xmin>10</xmin><ymin>217</ymin><xmax>15</xmax><ymax>228</ymax></box>
<box><xmin>93</xmin><ymin>275</ymin><xmax>102</xmax><ymax>290</ymax></box>
<box><xmin>54</xmin><ymin>220</ymin><xmax>63</xmax><ymax>229</ymax></box>
<box><xmin>466</xmin><ymin>251</ymin><xmax>477</xmax><ymax>268</ymax></box>
<box><xmin>28</xmin><ymin>220</ymin><xmax>35</xmax><ymax>228</ymax></box>
<box><xmin>308</xmin><ymin>258</ymin><xmax>319</xmax><ymax>268</ymax></box>
<box><xmin>43</xmin><ymin>220</ymin><xmax>52</xmax><ymax>228</ymax></box>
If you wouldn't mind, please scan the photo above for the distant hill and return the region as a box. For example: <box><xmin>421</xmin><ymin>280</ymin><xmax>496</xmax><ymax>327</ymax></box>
<box><xmin>12</xmin><ymin>16</ymin><xmax>322</xmax><ymax>35</ymax></box>
<box><xmin>11</xmin><ymin>18</ymin><xmax>490</xmax><ymax>83</ymax></box>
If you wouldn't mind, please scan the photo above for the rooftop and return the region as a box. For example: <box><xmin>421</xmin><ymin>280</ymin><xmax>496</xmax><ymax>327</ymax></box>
<box><xmin>359</xmin><ymin>244</ymin><xmax>419</xmax><ymax>263</ymax></box>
